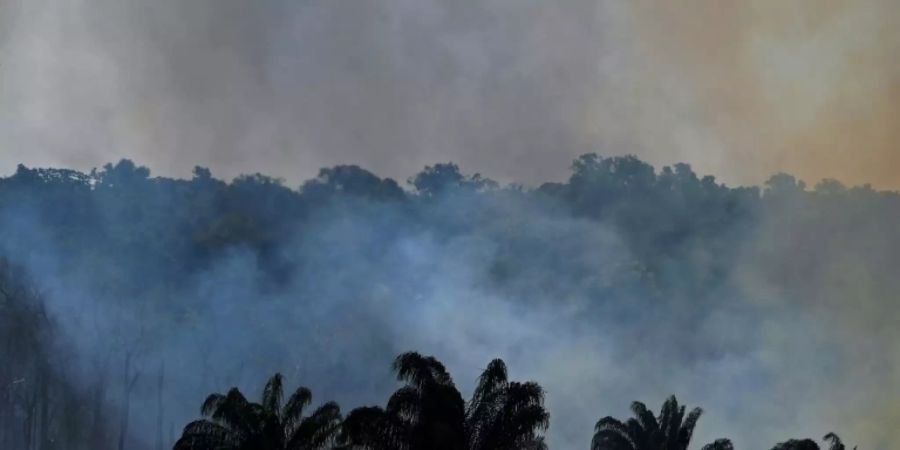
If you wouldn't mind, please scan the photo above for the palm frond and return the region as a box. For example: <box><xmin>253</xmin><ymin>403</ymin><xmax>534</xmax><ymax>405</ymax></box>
<box><xmin>658</xmin><ymin>396</ymin><xmax>678</xmax><ymax>431</ymax></box>
<box><xmin>625</xmin><ymin>418</ymin><xmax>648</xmax><ymax>450</ymax></box>
<box><xmin>283</xmin><ymin>386</ymin><xmax>313</xmax><ymax>426</ymax></box>
<box><xmin>676</xmin><ymin>407</ymin><xmax>702</xmax><ymax>450</ymax></box>
<box><xmin>504</xmin><ymin>382</ymin><xmax>549</xmax><ymax>432</ymax></box>
<box><xmin>339</xmin><ymin>406</ymin><xmax>407</xmax><ymax>450</ymax></box>
<box><xmin>174</xmin><ymin>419</ymin><xmax>240</xmax><ymax>450</ymax></box>
<box><xmin>592</xmin><ymin>416</ymin><xmax>634</xmax><ymax>450</ymax></box>
<box><xmin>466</xmin><ymin>359</ymin><xmax>511</xmax><ymax>449</ymax></box>
<box><xmin>521</xmin><ymin>435</ymin><xmax>548</xmax><ymax>450</ymax></box>
<box><xmin>202</xmin><ymin>393</ymin><xmax>227</xmax><ymax>417</ymax></box>
<box><xmin>771</xmin><ymin>438</ymin><xmax>821</xmax><ymax>450</ymax></box>
<box><xmin>467</xmin><ymin>359</ymin><xmax>508</xmax><ymax>418</ymax></box>
<box><xmin>392</xmin><ymin>352</ymin><xmax>455</xmax><ymax>390</ymax></box>
<box><xmin>701</xmin><ymin>438</ymin><xmax>734</xmax><ymax>450</ymax></box>
<box><xmin>630</xmin><ymin>401</ymin><xmax>659</xmax><ymax>437</ymax></box>
<box><xmin>201</xmin><ymin>388</ymin><xmax>259</xmax><ymax>435</ymax></box>
<box><xmin>286</xmin><ymin>401</ymin><xmax>342</xmax><ymax>450</ymax></box>
<box><xmin>263</xmin><ymin>372</ymin><xmax>285</xmax><ymax>417</ymax></box>
<box><xmin>387</xmin><ymin>385</ymin><xmax>421</xmax><ymax>423</ymax></box>
<box><xmin>473</xmin><ymin>359</ymin><xmax>508</xmax><ymax>402</ymax></box>
<box><xmin>664</xmin><ymin>404</ymin><xmax>686</xmax><ymax>450</ymax></box>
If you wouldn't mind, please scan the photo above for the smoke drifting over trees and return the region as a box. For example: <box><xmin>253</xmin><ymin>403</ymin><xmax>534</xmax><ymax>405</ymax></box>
<box><xmin>4</xmin><ymin>1</ymin><xmax>900</xmax><ymax>189</ymax></box>
<box><xmin>0</xmin><ymin>155</ymin><xmax>896</xmax><ymax>449</ymax></box>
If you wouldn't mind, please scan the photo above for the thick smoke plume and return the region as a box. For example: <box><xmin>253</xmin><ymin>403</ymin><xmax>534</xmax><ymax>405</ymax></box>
<box><xmin>2</xmin><ymin>1</ymin><xmax>899</xmax><ymax>187</ymax></box>
<box><xmin>0</xmin><ymin>157</ymin><xmax>896</xmax><ymax>449</ymax></box>
<box><xmin>1</xmin><ymin>1</ymin><xmax>898</xmax><ymax>449</ymax></box>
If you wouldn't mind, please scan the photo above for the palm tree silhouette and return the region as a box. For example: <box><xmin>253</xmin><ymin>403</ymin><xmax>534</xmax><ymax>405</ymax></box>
<box><xmin>771</xmin><ymin>439</ymin><xmax>821</xmax><ymax>450</ymax></box>
<box><xmin>771</xmin><ymin>433</ymin><xmax>855</xmax><ymax>450</ymax></box>
<box><xmin>337</xmin><ymin>405</ymin><xmax>405</xmax><ymax>449</ymax></box>
<box><xmin>174</xmin><ymin>373</ymin><xmax>341</xmax><ymax>450</ymax></box>
<box><xmin>701</xmin><ymin>439</ymin><xmax>735</xmax><ymax>450</ymax></box>
<box><xmin>823</xmin><ymin>433</ymin><xmax>856</xmax><ymax>450</ymax></box>
<box><xmin>338</xmin><ymin>352</ymin><xmax>466</xmax><ymax>450</ymax></box>
<box><xmin>338</xmin><ymin>352</ymin><xmax>549</xmax><ymax>450</ymax></box>
<box><xmin>465</xmin><ymin>359</ymin><xmax>549</xmax><ymax>450</ymax></box>
<box><xmin>171</xmin><ymin>358</ymin><xmax>857</xmax><ymax>450</ymax></box>
<box><xmin>590</xmin><ymin>396</ymin><xmax>729</xmax><ymax>450</ymax></box>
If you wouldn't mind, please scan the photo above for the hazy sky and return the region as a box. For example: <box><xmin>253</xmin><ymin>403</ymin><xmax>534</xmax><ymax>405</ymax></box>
<box><xmin>3</xmin><ymin>3</ymin><xmax>900</xmax><ymax>448</ymax></box>
<box><xmin>1</xmin><ymin>0</ymin><xmax>899</xmax><ymax>187</ymax></box>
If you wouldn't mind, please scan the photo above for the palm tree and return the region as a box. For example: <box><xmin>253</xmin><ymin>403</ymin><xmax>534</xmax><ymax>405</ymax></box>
<box><xmin>338</xmin><ymin>353</ymin><xmax>549</xmax><ymax>450</ymax></box>
<box><xmin>771</xmin><ymin>439</ymin><xmax>821</xmax><ymax>450</ymax></box>
<box><xmin>823</xmin><ymin>433</ymin><xmax>856</xmax><ymax>450</ymax></box>
<box><xmin>590</xmin><ymin>396</ymin><xmax>729</xmax><ymax>450</ymax></box>
<box><xmin>701</xmin><ymin>439</ymin><xmax>734</xmax><ymax>450</ymax></box>
<box><xmin>174</xmin><ymin>373</ymin><xmax>341</xmax><ymax>450</ymax></box>
<box><xmin>337</xmin><ymin>406</ymin><xmax>406</xmax><ymax>450</ymax></box>
<box><xmin>338</xmin><ymin>352</ymin><xmax>466</xmax><ymax>450</ymax></box>
<box><xmin>771</xmin><ymin>433</ymin><xmax>855</xmax><ymax>450</ymax></box>
<box><xmin>465</xmin><ymin>359</ymin><xmax>549</xmax><ymax>450</ymax></box>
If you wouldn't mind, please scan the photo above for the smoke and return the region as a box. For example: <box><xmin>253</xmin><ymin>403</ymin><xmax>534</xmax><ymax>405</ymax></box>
<box><xmin>615</xmin><ymin>0</ymin><xmax>900</xmax><ymax>189</ymax></box>
<box><xmin>1</xmin><ymin>1</ymin><xmax>899</xmax><ymax>449</ymax></box>
<box><xmin>3</xmin><ymin>1</ymin><xmax>898</xmax><ymax>187</ymax></box>
<box><xmin>0</xmin><ymin>0</ymin><xmax>607</xmax><ymax>183</ymax></box>
<box><xmin>1</xmin><ymin>159</ymin><xmax>898</xmax><ymax>449</ymax></box>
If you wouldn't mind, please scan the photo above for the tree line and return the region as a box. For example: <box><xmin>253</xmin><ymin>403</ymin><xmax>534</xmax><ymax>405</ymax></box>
<box><xmin>174</xmin><ymin>352</ymin><xmax>855</xmax><ymax>450</ymax></box>
<box><xmin>0</xmin><ymin>154</ymin><xmax>893</xmax><ymax>449</ymax></box>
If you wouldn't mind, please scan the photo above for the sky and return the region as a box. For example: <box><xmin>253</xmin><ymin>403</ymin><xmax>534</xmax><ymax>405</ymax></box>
<box><xmin>2</xmin><ymin>3</ymin><xmax>900</xmax><ymax>449</ymax></box>
<box><xmin>1</xmin><ymin>0</ymin><xmax>899</xmax><ymax>188</ymax></box>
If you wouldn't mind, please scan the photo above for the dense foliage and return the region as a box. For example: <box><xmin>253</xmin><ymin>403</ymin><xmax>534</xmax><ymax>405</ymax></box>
<box><xmin>172</xmin><ymin>353</ymin><xmax>853</xmax><ymax>450</ymax></box>
<box><xmin>0</xmin><ymin>154</ymin><xmax>893</xmax><ymax>449</ymax></box>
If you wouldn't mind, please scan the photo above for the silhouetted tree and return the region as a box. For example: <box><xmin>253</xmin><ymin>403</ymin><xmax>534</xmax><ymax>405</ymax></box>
<box><xmin>772</xmin><ymin>439</ymin><xmax>821</xmax><ymax>450</ymax></box>
<box><xmin>302</xmin><ymin>166</ymin><xmax>405</xmax><ymax>201</ymax></box>
<box><xmin>338</xmin><ymin>353</ymin><xmax>548</xmax><ymax>450</ymax></box>
<box><xmin>764</xmin><ymin>173</ymin><xmax>806</xmax><ymax>198</ymax></box>
<box><xmin>823</xmin><ymin>433</ymin><xmax>855</xmax><ymax>450</ymax></box>
<box><xmin>337</xmin><ymin>406</ymin><xmax>405</xmax><ymax>450</ymax></box>
<box><xmin>590</xmin><ymin>396</ymin><xmax>728</xmax><ymax>450</ymax></box>
<box><xmin>0</xmin><ymin>155</ymin><xmax>885</xmax><ymax>449</ymax></box>
<box><xmin>465</xmin><ymin>359</ymin><xmax>548</xmax><ymax>450</ymax></box>
<box><xmin>702</xmin><ymin>439</ymin><xmax>734</xmax><ymax>450</ymax></box>
<box><xmin>385</xmin><ymin>352</ymin><xmax>466</xmax><ymax>450</ymax></box>
<box><xmin>409</xmin><ymin>163</ymin><xmax>496</xmax><ymax>197</ymax></box>
<box><xmin>0</xmin><ymin>260</ymin><xmax>100</xmax><ymax>450</ymax></box>
<box><xmin>771</xmin><ymin>433</ymin><xmax>855</xmax><ymax>450</ymax></box>
<box><xmin>174</xmin><ymin>373</ymin><xmax>341</xmax><ymax>450</ymax></box>
<box><xmin>701</xmin><ymin>439</ymin><xmax>734</xmax><ymax>450</ymax></box>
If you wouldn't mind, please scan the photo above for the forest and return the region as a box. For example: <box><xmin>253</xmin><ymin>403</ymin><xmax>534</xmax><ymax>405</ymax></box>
<box><xmin>0</xmin><ymin>154</ymin><xmax>895</xmax><ymax>449</ymax></box>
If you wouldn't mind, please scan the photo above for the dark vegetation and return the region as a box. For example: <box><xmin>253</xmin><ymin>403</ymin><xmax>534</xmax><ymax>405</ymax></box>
<box><xmin>0</xmin><ymin>154</ymin><xmax>891</xmax><ymax>449</ymax></box>
<box><xmin>175</xmin><ymin>352</ymin><xmax>547</xmax><ymax>450</ymax></box>
<box><xmin>171</xmin><ymin>351</ymin><xmax>853</xmax><ymax>450</ymax></box>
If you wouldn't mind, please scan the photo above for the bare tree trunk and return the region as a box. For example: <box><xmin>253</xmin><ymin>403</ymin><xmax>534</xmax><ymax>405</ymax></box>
<box><xmin>118</xmin><ymin>352</ymin><xmax>140</xmax><ymax>450</ymax></box>
<box><xmin>24</xmin><ymin>379</ymin><xmax>37</xmax><ymax>450</ymax></box>
<box><xmin>0</xmin><ymin>378</ymin><xmax>9</xmax><ymax>450</ymax></box>
<box><xmin>117</xmin><ymin>395</ymin><xmax>128</xmax><ymax>450</ymax></box>
<box><xmin>38</xmin><ymin>369</ymin><xmax>49</xmax><ymax>450</ymax></box>
<box><xmin>90</xmin><ymin>372</ymin><xmax>106</xmax><ymax>449</ymax></box>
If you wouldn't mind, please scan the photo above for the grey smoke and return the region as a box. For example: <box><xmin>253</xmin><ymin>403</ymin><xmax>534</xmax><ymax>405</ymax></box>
<box><xmin>2</xmin><ymin>166</ymin><xmax>896</xmax><ymax>449</ymax></box>
<box><xmin>1</xmin><ymin>1</ymin><xmax>898</xmax><ymax>449</ymax></box>
<box><xmin>0</xmin><ymin>0</ymin><xmax>735</xmax><ymax>186</ymax></box>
